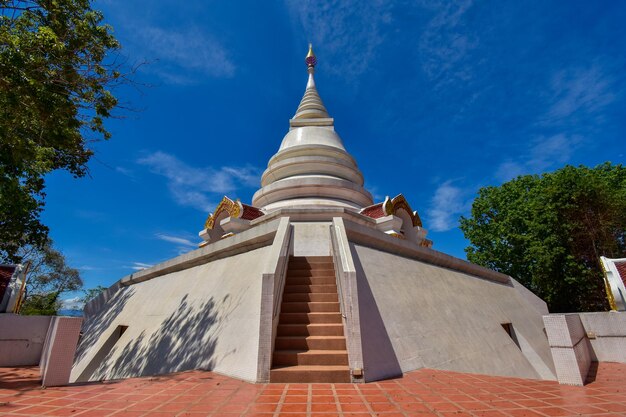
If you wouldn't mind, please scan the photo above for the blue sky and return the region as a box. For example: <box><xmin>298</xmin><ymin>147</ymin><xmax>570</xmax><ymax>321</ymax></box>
<box><xmin>47</xmin><ymin>0</ymin><xmax>626</xmax><ymax>308</ymax></box>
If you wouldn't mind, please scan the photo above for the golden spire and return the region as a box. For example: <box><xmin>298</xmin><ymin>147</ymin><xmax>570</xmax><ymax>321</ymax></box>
<box><xmin>305</xmin><ymin>43</ymin><xmax>317</xmax><ymax>69</ymax></box>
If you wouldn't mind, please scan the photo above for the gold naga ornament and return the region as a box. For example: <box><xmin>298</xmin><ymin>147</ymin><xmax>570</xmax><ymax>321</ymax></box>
<box><xmin>204</xmin><ymin>196</ymin><xmax>243</xmax><ymax>230</ymax></box>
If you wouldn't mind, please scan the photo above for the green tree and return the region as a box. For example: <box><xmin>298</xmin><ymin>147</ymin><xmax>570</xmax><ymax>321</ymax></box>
<box><xmin>18</xmin><ymin>239</ymin><xmax>82</xmax><ymax>315</ymax></box>
<box><xmin>80</xmin><ymin>284</ymin><xmax>105</xmax><ymax>305</ymax></box>
<box><xmin>460</xmin><ymin>163</ymin><xmax>626</xmax><ymax>313</ymax></box>
<box><xmin>0</xmin><ymin>0</ymin><xmax>123</xmax><ymax>261</ymax></box>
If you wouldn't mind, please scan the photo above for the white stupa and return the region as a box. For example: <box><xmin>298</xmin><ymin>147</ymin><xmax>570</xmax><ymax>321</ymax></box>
<box><xmin>72</xmin><ymin>46</ymin><xmax>556</xmax><ymax>384</ymax></box>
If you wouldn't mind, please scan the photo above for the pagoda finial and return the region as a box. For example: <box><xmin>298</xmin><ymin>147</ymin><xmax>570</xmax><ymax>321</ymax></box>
<box><xmin>305</xmin><ymin>43</ymin><xmax>317</xmax><ymax>73</ymax></box>
<box><xmin>290</xmin><ymin>43</ymin><xmax>332</xmax><ymax>126</ymax></box>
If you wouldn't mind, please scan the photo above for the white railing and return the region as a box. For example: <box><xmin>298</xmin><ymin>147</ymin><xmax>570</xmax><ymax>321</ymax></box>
<box><xmin>257</xmin><ymin>217</ymin><xmax>292</xmax><ymax>382</ymax></box>
<box><xmin>330</xmin><ymin>217</ymin><xmax>364</xmax><ymax>382</ymax></box>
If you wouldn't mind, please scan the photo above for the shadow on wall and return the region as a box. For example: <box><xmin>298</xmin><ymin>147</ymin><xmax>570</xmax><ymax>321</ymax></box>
<box><xmin>74</xmin><ymin>286</ymin><xmax>135</xmax><ymax>368</ymax></box>
<box><xmin>82</xmin><ymin>292</ymin><xmax>242</xmax><ymax>381</ymax></box>
<box><xmin>350</xmin><ymin>243</ymin><xmax>403</xmax><ymax>382</ymax></box>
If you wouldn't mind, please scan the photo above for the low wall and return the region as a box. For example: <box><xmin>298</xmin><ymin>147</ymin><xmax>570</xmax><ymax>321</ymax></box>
<box><xmin>579</xmin><ymin>312</ymin><xmax>626</xmax><ymax>363</ymax></box>
<box><xmin>0</xmin><ymin>314</ymin><xmax>52</xmax><ymax>366</ymax></box>
<box><xmin>0</xmin><ymin>314</ymin><xmax>82</xmax><ymax>387</ymax></box>
<box><xmin>543</xmin><ymin>312</ymin><xmax>626</xmax><ymax>385</ymax></box>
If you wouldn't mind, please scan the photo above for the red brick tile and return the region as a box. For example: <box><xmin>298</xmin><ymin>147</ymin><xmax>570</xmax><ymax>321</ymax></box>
<box><xmin>370</xmin><ymin>402</ymin><xmax>398</xmax><ymax>412</ymax></box>
<box><xmin>285</xmin><ymin>389</ymin><xmax>308</xmax><ymax>396</ymax></box>
<box><xmin>311</xmin><ymin>389</ymin><xmax>333</xmax><ymax>395</ymax></box>
<box><xmin>429</xmin><ymin>402</ymin><xmax>461</xmax><ymax>412</ymax></box>
<box><xmin>216</xmin><ymin>403</ymin><xmax>248</xmax><ymax>413</ymax></box>
<box><xmin>531</xmin><ymin>407</ymin><xmax>573</xmax><ymax>416</ymax></box>
<box><xmin>283</xmin><ymin>395</ymin><xmax>308</xmax><ymax>403</ymax></box>
<box><xmin>12</xmin><ymin>404</ymin><xmax>59</xmax><ymax>414</ymax></box>
<box><xmin>311</xmin><ymin>402</ymin><xmax>338</xmax><ymax>412</ymax></box>
<box><xmin>398</xmin><ymin>402</ymin><xmax>430</xmax><ymax>412</ymax></box>
<box><xmin>249</xmin><ymin>403</ymin><xmax>278</xmax><ymax>413</ymax></box>
<box><xmin>74</xmin><ymin>409</ymin><xmax>115</xmax><ymax>417</ymax></box>
<box><xmin>256</xmin><ymin>395</ymin><xmax>281</xmax><ymax>403</ymax></box>
<box><xmin>280</xmin><ymin>403</ymin><xmax>308</xmax><ymax>413</ymax></box>
<box><xmin>108</xmin><ymin>411</ymin><xmax>145</xmax><ymax>417</ymax></box>
<box><xmin>506</xmin><ymin>410</ymin><xmax>549</xmax><ymax>417</ymax></box>
<box><xmin>45</xmin><ymin>407</ymin><xmax>88</xmax><ymax>416</ymax></box>
<box><xmin>311</xmin><ymin>395</ymin><xmax>335</xmax><ymax>403</ymax></box>
<box><xmin>3</xmin><ymin>365</ymin><xmax>626</xmax><ymax>417</ymax></box>
<box><xmin>339</xmin><ymin>403</ymin><xmax>370</xmax><ymax>412</ymax></box>
<box><xmin>154</xmin><ymin>402</ymin><xmax>189</xmax><ymax>412</ymax></box>
<box><xmin>459</xmin><ymin>401</ymin><xmax>492</xmax><ymax>411</ymax></box>
<box><xmin>337</xmin><ymin>395</ymin><xmax>363</xmax><ymax>403</ymax></box>
<box><xmin>471</xmin><ymin>411</ymin><xmax>510</xmax><ymax>417</ymax></box>
<box><xmin>362</xmin><ymin>394</ymin><xmax>389</xmax><ymax>403</ymax></box>
<box><xmin>599</xmin><ymin>402</ymin><xmax>626</xmax><ymax>412</ymax></box>
<box><xmin>188</xmin><ymin>403</ymin><xmax>219</xmax><ymax>412</ymax></box>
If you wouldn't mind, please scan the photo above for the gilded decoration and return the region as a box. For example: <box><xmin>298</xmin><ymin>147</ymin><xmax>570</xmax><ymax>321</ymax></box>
<box><xmin>389</xmin><ymin>232</ymin><xmax>406</xmax><ymax>240</ymax></box>
<box><xmin>600</xmin><ymin>258</ymin><xmax>618</xmax><ymax>311</ymax></box>
<box><xmin>383</xmin><ymin>194</ymin><xmax>423</xmax><ymax>228</ymax></box>
<box><xmin>204</xmin><ymin>196</ymin><xmax>243</xmax><ymax>230</ymax></box>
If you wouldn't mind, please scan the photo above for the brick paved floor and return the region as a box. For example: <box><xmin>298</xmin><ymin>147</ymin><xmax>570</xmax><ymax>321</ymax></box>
<box><xmin>1</xmin><ymin>363</ymin><xmax>626</xmax><ymax>417</ymax></box>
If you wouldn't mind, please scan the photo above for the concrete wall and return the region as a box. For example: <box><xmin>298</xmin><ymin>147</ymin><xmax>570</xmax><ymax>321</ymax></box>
<box><xmin>0</xmin><ymin>314</ymin><xmax>52</xmax><ymax>366</ymax></box>
<box><xmin>40</xmin><ymin>317</ymin><xmax>83</xmax><ymax>386</ymax></box>
<box><xmin>544</xmin><ymin>312</ymin><xmax>626</xmax><ymax>385</ymax></box>
<box><xmin>579</xmin><ymin>312</ymin><xmax>626</xmax><ymax>362</ymax></box>
<box><xmin>71</xmin><ymin>246</ymin><xmax>272</xmax><ymax>383</ymax></box>
<box><xmin>291</xmin><ymin>222</ymin><xmax>332</xmax><ymax>256</ymax></box>
<box><xmin>351</xmin><ymin>244</ymin><xmax>556</xmax><ymax>381</ymax></box>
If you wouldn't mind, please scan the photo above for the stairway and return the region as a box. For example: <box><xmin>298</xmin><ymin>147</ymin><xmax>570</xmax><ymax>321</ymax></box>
<box><xmin>270</xmin><ymin>256</ymin><xmax>351</xmax><ymax>383</ymax></box>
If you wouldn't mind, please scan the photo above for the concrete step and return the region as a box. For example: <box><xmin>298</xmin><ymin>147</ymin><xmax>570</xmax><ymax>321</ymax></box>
<box><xmin>283</xmin><ymin>284</ymin><xmax>337</xmax><ymax>294</ymax></box>
<box><xmin>287</xmin><ymin>264</ymin><xmax>335</xmax><ymax>272</ymax></box>
<box><xmin>286</xmin><ymin>269</ymin><xmax>335</xmax><ymax>277</ymax></box>
<box><xmin>289</xmin><ymin>256</ymin><xmax>332</xmax><ymax>262</ymax></box>
<box><xmin>285</xmin><ymin>276</ymin><xmax>336</xmax><ymax>285</ymax></box>
<box><xmin>270</xmin><ymin>365</ymin><xmax>350</xmax><ymax>383</ymax></box>
<box><xmin>277</xmin><ymin>323</ymin><xmax>344</xmax><ymax>336</ymax></box>
<box><xmin>275</xmin><ymin>336</ymin><xmax>346</xmax><ymax>350</ymax></box>
<box><xmin>282</xmin><ymin>293</ymin><xmax>338</xmax><ymax>302</ymax></box>
<box><xmin>281</xmin><ymin>302</ymin><xmax>340</xmax><ymax>313</ymax></box>
<box><xmin>279</xmin><ymin>312</ymin><xmax>342</xmax><ymax>324</ymax></box>
<box><xmin>273</xmin><ymin>350</ymin><xmax>349</xmax><ymax>366</ymax></box>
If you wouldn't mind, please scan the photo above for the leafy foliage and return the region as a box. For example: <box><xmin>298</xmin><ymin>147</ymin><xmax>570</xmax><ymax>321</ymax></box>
<box><xmin>80</xmin><ymin>284</ymin><xmax>105</xmax><ymax>305</ymax></box>
<box><xmin>460</xmin><ymin>163</ymin><xmax>626</xmax><ymax>313</ymax></box>
<box><xmin>0</xmin><ymin>0</ymin><xmax>123</xmax><ymax>260</ymax></box>
<box><xmin>18</xmin><ymin>239</ymin><xmax>82</xmax><ymax>315</ymax></box>
<box><xmin>20</xmin><ymin>291</ymin><xmax>59</xmax><ymax>315</ymax></box>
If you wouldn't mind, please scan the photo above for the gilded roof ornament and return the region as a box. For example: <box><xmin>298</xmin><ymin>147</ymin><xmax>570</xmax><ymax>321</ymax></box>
<box><xmin>305</xmin><ymin>43</ymin><xmax>317</xmax><ymax>69</ymax></box>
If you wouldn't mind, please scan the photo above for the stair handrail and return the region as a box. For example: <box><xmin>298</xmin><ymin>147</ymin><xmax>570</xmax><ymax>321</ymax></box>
<box><xmin>257</xmin><ymin>217</ymin><xmax>292</xmax><ymax>383</ymax></box>
<box><xmin>330</xmin><ymin>217</ymin><xmax>365</xmax><ymax>381</ymax></box>
<box><xmin>272</xmin><ymin>225</ymin><xmax>291</xmax><ymax>319</ymax></box>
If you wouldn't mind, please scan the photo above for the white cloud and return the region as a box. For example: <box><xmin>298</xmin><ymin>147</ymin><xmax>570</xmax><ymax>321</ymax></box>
<box><xmin>137</xmin><ymin>151</ymin><xmax>260</xmax><ymax>212</ymax></box>
<box><xmin>60</xmin><ymin>297</ymin><xmax>84</xmax><ymax>311</ymax></box>
<box><xmin>78</xmin><ymin>265</ymin><xmax>99</xmax><ymax>271</ymax></box>
<box><xmin>115</xmin><ymin>166</ymin><xmax>134</xmax><ymax>177</ymax></box>
<box><xmin>285</xmin><ymin>0</ymin><xmax>391</xmax><ymax>78</ymax></box>
<box><xmin>134</xmin><ymin>25</ymin><xmax>235</xmax><ymax>83</ymax></box>
<box><xmin>427</xmin><ymin>180</ymin><xmax>471</xmax><ymax>232</ymax></box>
<box><xmin>541</xmin><ymin>63</ymin><xmax>615</xmax><ymax>125</ymax></box>
<box><xmin>156</xmin><ymin>233</ymin><xmax>195</xmax><ymax>247</ymax></box>
<box><xmin>418</xmin><ymin>0</ymin><xmax>477</xmax><ymax>85</ymax></box>
<box><xmin>495</xmin><ymin>62</ymin><xmax>612</xmax><ymax>183</ymax></box>
<box><xmin>128</xmin><ymin>262</ymin><xmax>153</xmax><ymax>271</ymax></box>
<box><xmin>496</xmin><ymin>134</ymin><xmax>584</xmax><ymax>183</ymax></box>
